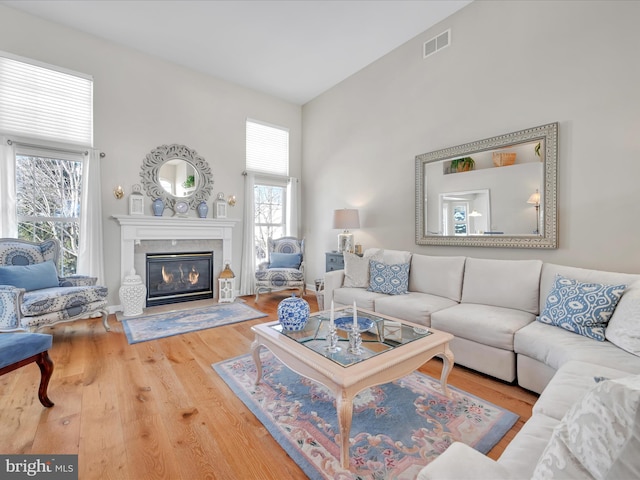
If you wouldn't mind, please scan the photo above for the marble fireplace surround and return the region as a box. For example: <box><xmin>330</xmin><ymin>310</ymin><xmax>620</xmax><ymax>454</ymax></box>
<box><xmin>112</xmin><ymin>215</ymin><xmax>238</xmax><ymax>308</ymax></box>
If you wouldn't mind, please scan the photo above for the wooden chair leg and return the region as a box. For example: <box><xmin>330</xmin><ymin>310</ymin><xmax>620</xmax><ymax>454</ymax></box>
<box><xmin>35</xmin><ymin>351</ymin><xmax>54</xmax><ymax>407</ymax></box>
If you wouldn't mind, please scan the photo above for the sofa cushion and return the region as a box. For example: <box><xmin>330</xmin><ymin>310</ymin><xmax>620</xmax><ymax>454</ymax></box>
<box><xmin>333</xmin><ymin>287</ymin><xmax>386</xmax><ymax>311</ymax></box>
<box><xmin>374</xmin><ymin>292</ymin><xmax>457</xmax><ymax>327</ymax></box>
<box><xmin>498</xmin><ymin>413</ymin><xmax>559</xmax><ymax>477</ymax></box>
<box><xmin>367</xmin><ymin>261</ymin><xmax>409</xmax><ymax>295</ymax></box>
<box><xmin>514</xmin><ymin>321</ymin><xmax>640</xmax><ymax>374</ymax></box>
<box><xmin>537</xmin><ymin>274</ymin><xmax>626</xmax><ymax>341</ymax></box>
<box><xmin>268</xmin><ymin>253</ymin><xmax>301</xmax><ymax>269</ymax></box>
<box><xmin>431</xmin><ymin>303</ymin><xmax>535</xmax><ymax>351</ymax></box>
<box><xmin>21</xmin><ymin>285</ymin><xmax>109</xmax><ymax>316</ymax></box>
<box><xmin>606</xmin><ymin>287</ymin><xmax>640</xmax><ymax>356</ymax></box>
<box><xmin>378</xmin><ymin>249</ymin><xmax>412</xmax><ymax>265</ymax></box>
<box><xmin>539</xmin><ymin>263</ymin><xmax>640</xmax><ymax>312</ymax></box>
<box><xmin>409</xmin><ymin>254</ymin><xmax>466</xmax><ymax>302</ymax></box>
<box><xmin>532</xmin><ymin>374</ymin><xmax>640</xmax><ymax>480</ymax></box>
<box><xmin>461</xmin><ymin>258</ymin><xmax>542</xmax><ymax>313</ymax></box>
<box><xmin>533</xmin><ymin>360</ymin><xmax>631</xmax><ymax>421</ymax></box>
<box><xmin>343</xmin><ymin>249</ymin><xmax>383</xmax><ymax>288</ymax></box>
<box><xmin>0</xmin><ymin>260</ymin><xmax>59</xmax><ymax>291</ymax></box>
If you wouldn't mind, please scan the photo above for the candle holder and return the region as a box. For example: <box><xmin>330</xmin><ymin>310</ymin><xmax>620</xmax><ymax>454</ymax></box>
<box><xmin>348</xmin><ymin>326</ymin><xmax>363</xmax><ymax>355</ymax></box>
<box><xmin>325</xmin><ymin>324</ymin><xmax>341</xmax><ymax>353</ymax></box>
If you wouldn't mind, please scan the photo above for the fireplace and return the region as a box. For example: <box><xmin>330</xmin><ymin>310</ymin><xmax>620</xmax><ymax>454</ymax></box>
<box><xmin>146</xmin><ymin>252</ymin><xmax>213</xmax><ymax>307</ymax></box>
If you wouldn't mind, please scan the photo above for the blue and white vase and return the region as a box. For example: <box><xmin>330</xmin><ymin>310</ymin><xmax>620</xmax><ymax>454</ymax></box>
<box><xmin>277</xmin><ymin>294</ymin><xmax>310</xmax><ymax>331</ymax></box>
<box><xmin>152</xmin><ymin>198</ymin><xmax>164</xmax><ymax>216</ymax></box>
<box><xmin>197</xmin><ymin>201</ymin><xmax>209</xmax><ymax>218</ymax></box>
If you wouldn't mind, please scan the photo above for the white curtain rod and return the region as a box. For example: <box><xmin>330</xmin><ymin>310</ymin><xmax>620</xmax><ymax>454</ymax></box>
<box><xmin>6</xmin><ymin>138</ymin><xmax>106</xmax><ymax>157</ymax></box>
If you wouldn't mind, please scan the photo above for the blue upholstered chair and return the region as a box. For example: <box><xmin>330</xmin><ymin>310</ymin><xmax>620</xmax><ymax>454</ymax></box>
<box><xmin>0</xmin><ymin>332</ymin><xmax>54</xmax><ymax>407</ymax></box>
<box><xmin>255</xmin><ymin>237</ymin><xmax>305</xmax><ymax>301</ymax></box>
<box><xmin>0</xmin><ymin>238</ymin><xmax>109</xmax><ymax>332</ymax></box>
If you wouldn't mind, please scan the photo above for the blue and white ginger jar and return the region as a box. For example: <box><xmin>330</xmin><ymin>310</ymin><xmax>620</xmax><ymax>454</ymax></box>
<box><xmin>277</xmin><ymin>294</ymin><xmax>310</xmax><ymax>331</ymax></box>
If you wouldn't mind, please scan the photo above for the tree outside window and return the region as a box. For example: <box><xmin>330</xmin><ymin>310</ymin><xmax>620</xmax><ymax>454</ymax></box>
<box><xmin>15</xmin><ymin>152</ymin><xmax>83</xmax><ymax>275</ymax></box>
<box><xmin>254</xmin><ymin>183</ymin><xmax>285</xmax><ymax>265</ymax></box>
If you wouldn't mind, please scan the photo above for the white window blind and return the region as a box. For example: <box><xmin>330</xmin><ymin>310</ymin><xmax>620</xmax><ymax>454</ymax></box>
<box><xmin>0</xmin><ymin>51</ymin><xmax>93</xmax><ymax>146</ymax></box>
<box><xmin>246</xmin><ymin>119</ymin><xmax>289</xmax><ymax>176</ymax></box>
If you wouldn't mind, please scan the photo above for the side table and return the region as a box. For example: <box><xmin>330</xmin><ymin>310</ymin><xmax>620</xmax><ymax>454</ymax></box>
<box><xmin>325</xmin><ymin>251</ymin><xmax>345</xmax><ymax>272</ymax></box>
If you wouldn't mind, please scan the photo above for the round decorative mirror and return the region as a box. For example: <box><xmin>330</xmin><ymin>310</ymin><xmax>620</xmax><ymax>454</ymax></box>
<box><xmin>140</xmin><ymin>144</ymin><xmax>213</xmax><ymax>211</ymax></box>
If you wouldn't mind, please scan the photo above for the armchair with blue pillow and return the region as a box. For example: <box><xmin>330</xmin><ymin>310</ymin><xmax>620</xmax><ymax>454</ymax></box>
<box><xmin>0</xmin><ymin>238</ymin><xmax>109</xmax><ymax>332</ymax></box>
<box><xmin>255</xmin><ymin>236</ymin><xmax>305</xmax><ymax>301</ymax></box>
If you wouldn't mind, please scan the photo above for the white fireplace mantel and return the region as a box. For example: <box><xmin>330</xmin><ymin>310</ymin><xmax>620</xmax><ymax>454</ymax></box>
<box><xmin>112</xmin><ymin>215</ymin><xmax>239</xmax><ymax>282</ymax></box>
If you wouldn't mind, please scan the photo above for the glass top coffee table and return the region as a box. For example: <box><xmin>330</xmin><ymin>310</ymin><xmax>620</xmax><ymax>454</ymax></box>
<box><xmin>250</xmin><ymin>306</ymin><xmax>455</xmax><ymax>469</ymax></box>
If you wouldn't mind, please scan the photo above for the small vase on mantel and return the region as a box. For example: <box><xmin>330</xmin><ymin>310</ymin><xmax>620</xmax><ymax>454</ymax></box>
<box><xmin>152</xmin><ymin>198</ymin><xmax>164</xmax><ymax>216</ymax></box>
<box><xmin>197</xmin><ymin>201</ymin><xmax>209</xmax><ymax>218</ymax></box>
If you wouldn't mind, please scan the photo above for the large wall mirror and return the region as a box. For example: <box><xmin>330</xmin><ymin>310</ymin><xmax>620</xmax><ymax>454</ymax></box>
<box><xmin>140</xmin><ymin>144</ymin><xmax>214</xmax><ymax>211</ymax></box>
<box><xmin>415</xmin><ymin>123</ymin><xmax>558</xmax><ymax>248</ymax></box>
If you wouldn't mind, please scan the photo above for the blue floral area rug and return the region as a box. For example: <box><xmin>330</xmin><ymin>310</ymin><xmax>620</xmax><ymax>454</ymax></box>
<box><xmin>214</xmin><ymin>351</ymin><xmax>519</xmax><ymax>479</ymax></box>
<box><xmin>122</xmin><ymin>302</ymin><xmax>267</xmax><ymax>344</ymax></box>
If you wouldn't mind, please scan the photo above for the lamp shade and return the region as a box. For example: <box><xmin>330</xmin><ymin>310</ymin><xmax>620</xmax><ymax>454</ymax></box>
<box><xmin>527</xmin><ymin>190</ymin><xmax>541</xmax><ymax>206</ymax></box>
<box><xmin>333</xmin><ymin>209</ymin><xmax>360</xmax><ymax>230</ymax></box>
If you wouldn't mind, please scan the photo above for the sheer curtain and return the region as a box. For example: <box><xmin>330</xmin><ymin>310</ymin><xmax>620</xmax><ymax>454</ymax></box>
<box><xmin>78</xmin><ymin>149</ymin><xmax>105</xmax><ymax>283</ymax></box>
<box><xmin>239</xmin><ymin>172</ymin><xmax>256</xmax><ymax>295</ymax></box>
<box><xmin>0</xmin><ymin>137</ymin><xmax>17</xmax><ymax>238</ymax></box>
<box><xmin>286</xmin><ymin>176</ymin><xmax>300</xmax><ymax>237</ymax></box>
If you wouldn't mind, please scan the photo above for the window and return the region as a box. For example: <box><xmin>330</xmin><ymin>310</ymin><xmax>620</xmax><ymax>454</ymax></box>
<box><xmin>246</xmin><ymin>119</ymin><xmax>291</xmax><ymax>264</ymax></box>
<box><xmin>15</xmin><ymin>147</ymin><xmax>84</xmax><ymax>275</ymax></box>
<box><xmin>246</xmin><ymin>119</ymin><xmax>289</xmax><ymax>176</ymax></box>
<box><xmin>254</xmin><ymin>181</ymin><xmax>287</xmax><ymax>264</ymax></box>
<box><xmin>0</xmin><ymin>52</ymin><xmax>93</xmax><ymax>274</ymax></box>
<box><xmin>0</xmin><ymin>51</ymin><xmax>93</xmax><ymax>146</ymax></box>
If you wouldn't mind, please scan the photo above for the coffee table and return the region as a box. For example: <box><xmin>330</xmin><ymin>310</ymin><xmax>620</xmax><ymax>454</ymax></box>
<box><xmin>250</xmin><ymin>306</ymin><xmax>454</xmax><ymax>468</ymax></box>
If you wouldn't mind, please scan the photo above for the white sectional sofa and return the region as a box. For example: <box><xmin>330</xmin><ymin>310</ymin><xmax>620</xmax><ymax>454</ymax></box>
<box><xmin>324</xmin><ymin>249</ymin><xmax>640</xmax><ymax>478</ymax></box>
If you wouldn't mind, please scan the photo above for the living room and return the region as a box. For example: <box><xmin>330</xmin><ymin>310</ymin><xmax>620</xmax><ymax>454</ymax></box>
<box><xmin>1</xmin><ymin>0</ymin><xmax>639</xmax><ymax>479</ymax></box>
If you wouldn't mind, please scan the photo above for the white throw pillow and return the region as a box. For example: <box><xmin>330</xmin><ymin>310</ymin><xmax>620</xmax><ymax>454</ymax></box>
<box><xmin>343</xmin><ymin>249</ymin><xmax>383</xmax><ymax>288</ymax></box>
<box><xmin>606</xmin><ymin>288</ymin><xmax>640</xmax><ymax>357</ymax></box>
<box><xmin>532</xmin><ymin>375</ymin><xmax>640</xmax><ymax>480</ymax></box>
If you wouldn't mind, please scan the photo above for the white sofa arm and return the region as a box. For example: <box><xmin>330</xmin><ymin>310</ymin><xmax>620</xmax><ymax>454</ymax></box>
<box><xmin>323</xmin><ymin>269</ymin><xmax>345</xmax><ymax>306</ymax></box>
<box><xmin>417</xmin><ymin>442</ymin><xmax>513</xmax><ymax>480</ymax></box>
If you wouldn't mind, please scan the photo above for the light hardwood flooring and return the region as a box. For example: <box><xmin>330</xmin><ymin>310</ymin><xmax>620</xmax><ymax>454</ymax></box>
<box><xmin>0</xmin><ymin>293</ymin><xmax>538</xmax><ymax>479</ymax></box>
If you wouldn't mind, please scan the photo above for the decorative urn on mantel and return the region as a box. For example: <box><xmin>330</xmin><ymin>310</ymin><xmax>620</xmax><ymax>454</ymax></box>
<box><xmin>277</xmin><ymin>294</ymin><xmax>310</xmax><ymax>331</ymax></box>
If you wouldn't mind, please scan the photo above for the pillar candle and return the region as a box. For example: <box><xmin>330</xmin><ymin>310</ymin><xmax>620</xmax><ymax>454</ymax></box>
<box><xmin>330</xmin><ymin>300</ymin><xmax>335</xmax><ymax>329</ymax></box>
<box><xmin>353</xmin><ymin>301</ymin><xmax>358</xmax><ymax>330</ymax></box>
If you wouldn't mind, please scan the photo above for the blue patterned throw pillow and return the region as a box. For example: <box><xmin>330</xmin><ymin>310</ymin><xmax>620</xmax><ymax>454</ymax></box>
<box><xmin>537</xmin><ymin>274</ymin><xmax>626</xmax><ymax>341</ymax></box>
<box><xmin>367</xmin><ymin>261</ymin><xmax>409</xmax><ymax>295</ymax></box>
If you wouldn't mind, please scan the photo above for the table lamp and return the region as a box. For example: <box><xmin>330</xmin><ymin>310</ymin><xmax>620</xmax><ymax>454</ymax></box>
<box><xmin>333</xmin><ymin>209</ymin><xmax>360</xmax><ymax>253</ymax></box>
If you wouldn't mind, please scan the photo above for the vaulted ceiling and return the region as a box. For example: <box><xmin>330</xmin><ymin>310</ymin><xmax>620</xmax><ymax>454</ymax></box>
<box><xmin>1</xmin><ymin>0</ymin><xmax>472</xmax><ymax>104</ymax></box>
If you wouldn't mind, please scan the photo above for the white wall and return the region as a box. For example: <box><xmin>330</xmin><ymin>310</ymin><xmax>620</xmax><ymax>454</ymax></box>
<box><xmin>302</xmin><ymin>0</ymin><xmax>640</xmax><ymax>283</ymax></box>
<box><xmin>0</xmin><ymin>5</ymin><xmax>302</xmax><ymax>306</ymax></box>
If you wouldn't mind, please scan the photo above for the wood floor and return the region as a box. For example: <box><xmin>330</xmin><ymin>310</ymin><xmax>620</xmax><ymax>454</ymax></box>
<box><xmin>0</xmin><ymin>293</ymin><xmax>538</xmax><ymax>479</ymax></box>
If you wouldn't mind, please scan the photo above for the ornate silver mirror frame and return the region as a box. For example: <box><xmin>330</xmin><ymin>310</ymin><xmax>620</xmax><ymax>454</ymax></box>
<box><xmin>415</xmin><ymin>122</ymin><xmax>558</xmax><ymax>248</ymax></box>
<box><xmin>140</xmin><ymin>144</ymin><xmax>214</xmax><ymax>211</ymax></box>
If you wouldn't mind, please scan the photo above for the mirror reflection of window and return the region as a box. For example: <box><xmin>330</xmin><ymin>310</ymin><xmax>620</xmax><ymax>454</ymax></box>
<box><xmin>158</xmin><ymin>159</ymin><xmax>198</xmax><ymax>198</ymax></box>
<box><xmin>159</xmin><ymin>178</ymin><xmax>172</xmax><ymax>195</ymax></box>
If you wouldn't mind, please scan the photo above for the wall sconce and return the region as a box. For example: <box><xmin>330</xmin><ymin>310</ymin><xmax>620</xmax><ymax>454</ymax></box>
<box><xmin>527</xmin><ymin>189</ymin><xmax>541</xmax><ymax>234</ymax></box>
<box><xmin>333</xmin><ymin>208</ymin><xmax>360</xmax><ymax>253</ymax></box>
<box><xmin>113</xmin><ymin>185</ymin><xmax>124</xmax><ymax>199</ymax></box>
<box><xmin>228</xmin><ymin>195</ymin><xmax>236</xmax><ymax>206</ymax></box>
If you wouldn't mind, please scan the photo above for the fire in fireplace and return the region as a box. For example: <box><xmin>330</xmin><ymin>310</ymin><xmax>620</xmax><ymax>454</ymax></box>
<box><xmin>146</xmin><ymin>252</ymin><xmax>213</xmax><ymax>307</ymax></box>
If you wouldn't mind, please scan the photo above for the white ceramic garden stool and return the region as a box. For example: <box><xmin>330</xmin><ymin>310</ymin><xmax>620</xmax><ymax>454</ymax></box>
<box><xmin>119</xmin><ymin>268</ymin><xmax>147</xmax><ymax>317</ymax></box>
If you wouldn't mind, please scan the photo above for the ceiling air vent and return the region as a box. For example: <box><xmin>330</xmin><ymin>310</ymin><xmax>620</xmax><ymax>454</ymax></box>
<box><xmin>423</xmin><ymin>29</ymin><xmax>451</xmax><ymax>59</ymax></box>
